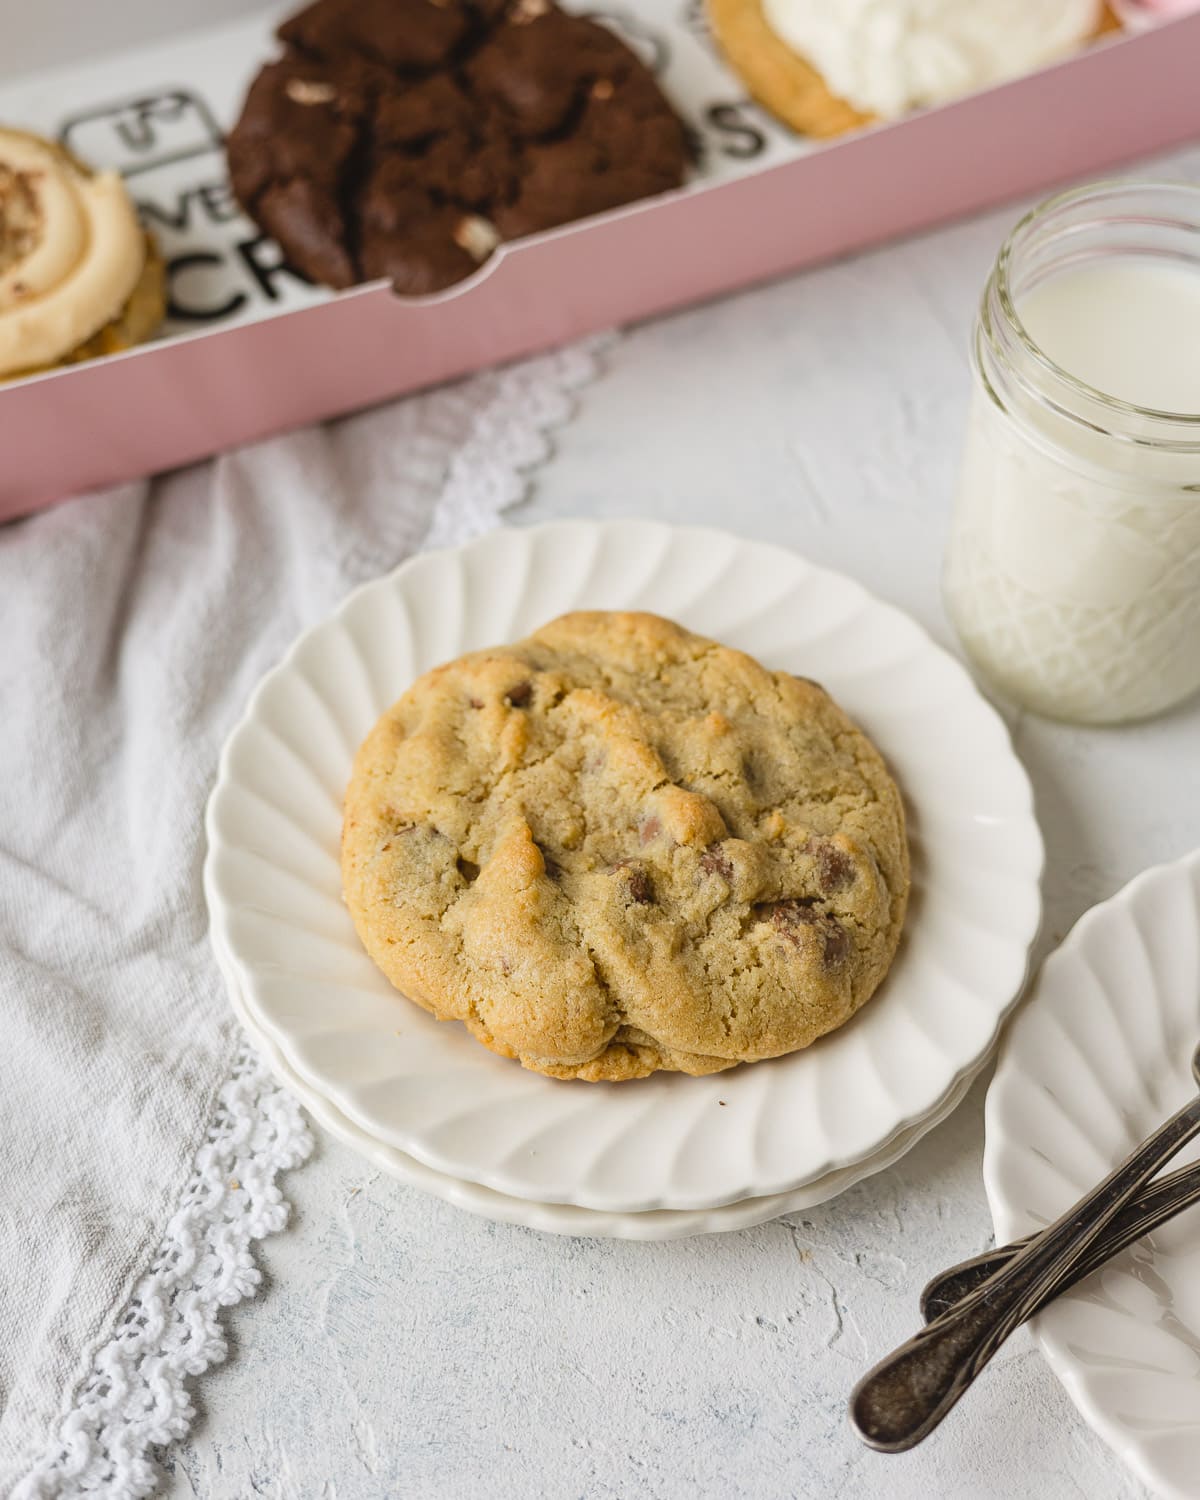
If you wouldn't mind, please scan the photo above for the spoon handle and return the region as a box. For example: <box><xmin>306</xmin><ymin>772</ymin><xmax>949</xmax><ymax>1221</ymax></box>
<box><xmin>850</xmin><ymin>1094</ymin><xmax>1200</xmax><ymax>1452</ymax></box>
<box><xmin>920</xmin><ymin>1161</ymin><xmax>1200</xmax><ymax>1322</ymax></box>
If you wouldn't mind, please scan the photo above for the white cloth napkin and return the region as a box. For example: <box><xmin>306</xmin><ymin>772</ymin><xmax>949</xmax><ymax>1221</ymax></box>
<box><xmin>0</xmin><ymin>341</ymin><xmax>600</xmax><ymax>1499</ymax></box>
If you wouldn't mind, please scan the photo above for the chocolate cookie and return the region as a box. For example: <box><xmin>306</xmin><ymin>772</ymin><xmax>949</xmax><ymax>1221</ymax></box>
<box><xmin>226</xmin><ymin>0</ymin><xmax>689</xmax><ymax>294</ymax></box>
<box><xmin>341</xmin><ymin>611</ymin><xmax>910</xmax><ymax>1082</ymax></box>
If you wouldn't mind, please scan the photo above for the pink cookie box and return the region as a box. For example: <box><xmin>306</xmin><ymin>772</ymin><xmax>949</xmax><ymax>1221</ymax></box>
<box><xmin>2</xmin><ymin>1</ymin><xmax>1199</xmax><ymax>522</ymax></box>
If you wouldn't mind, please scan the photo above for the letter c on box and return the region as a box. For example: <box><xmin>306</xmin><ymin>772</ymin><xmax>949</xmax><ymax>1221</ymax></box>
<box><xmin>166</xmin><ymin>252</ymin><xmax>247</xmax><ymax>322</ymax></box>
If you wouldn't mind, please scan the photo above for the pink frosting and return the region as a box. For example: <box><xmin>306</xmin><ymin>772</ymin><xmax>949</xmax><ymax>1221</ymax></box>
<box><xmin>1118</xmin><ymin>0</ymin><xmax>1200</xmax><ymax>16</ymax></box>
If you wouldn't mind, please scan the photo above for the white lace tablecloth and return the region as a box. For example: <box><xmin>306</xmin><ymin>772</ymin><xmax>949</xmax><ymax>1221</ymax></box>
<box><xmin>0</xmin><ymin>340</ymin><xmax>602</xmax><ymax>1500</ymax></box>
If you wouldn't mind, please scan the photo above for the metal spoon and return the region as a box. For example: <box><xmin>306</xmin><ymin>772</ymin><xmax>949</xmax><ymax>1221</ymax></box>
<box><xmin>850</xmin><ymin>1042</ymin><xmax>1200</xmax><ymax>1453</ymax></box>
<box><xmin>921</xmin><ymin>1159</ymin><xmax>1200</xmax><ymax>1322</ymax></box>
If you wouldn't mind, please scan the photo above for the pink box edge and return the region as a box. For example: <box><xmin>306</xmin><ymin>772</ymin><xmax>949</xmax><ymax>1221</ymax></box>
<box><xmin>3</xmin><ymin>13</ymin><xmax>1200</xmax><ymax>521</ymax></box>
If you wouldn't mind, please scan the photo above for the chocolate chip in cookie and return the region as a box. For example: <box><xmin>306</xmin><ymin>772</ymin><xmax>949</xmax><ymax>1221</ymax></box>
<box><xmin>759</xmin><ymin>898</ymin><xmax>850</xmax><ymax>968</ymax></box>
<box><xmin>612</xmin><ymin>860</ymin><xmax>655</xmax><ymax>905</ymax></box>
<box><xmin>808</xmin><ymin>838</ymin><xmax>857</xmax><ymax>893</ymax></box>
<box><xmin>700</xmin><ymin>842</ymin><xmax>734</xmax><ymax>881</ymax></box>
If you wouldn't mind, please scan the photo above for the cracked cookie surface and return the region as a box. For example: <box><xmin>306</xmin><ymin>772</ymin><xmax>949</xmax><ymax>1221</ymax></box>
<box><xmin>226</xmin><ymin>0</ymin><xmax>689</xmax><ymax>294</ymax></box>
<box><xmin>342</xmin><ymin>611</ymin><xmax>909</xmax><ymax>1081</ymax></box>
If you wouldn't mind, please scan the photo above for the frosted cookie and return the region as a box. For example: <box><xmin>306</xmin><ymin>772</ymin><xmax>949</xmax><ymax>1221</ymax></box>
<box><xmin>707</xmin><ymin>0</ymin><xmax>1118</xmax><ymax>138</ymax></box>
<box><xmin>0</xmin><ymin>128</ymin><xmax>163</xmax><ymax>379</ymax></box>
<box><xmin>227</xmin><ymin>0</ymin><xmax>689</xmax><ymax>295</ymax></box>
<box><xmin>342</xmin><ymin>611</ymin><xmax>909</xmax><ymax>1082</ymax></box>
<box><xmin>707</xmin><ymin>0</ymin><xmax>868</xmax><ymax>139</ymax></box>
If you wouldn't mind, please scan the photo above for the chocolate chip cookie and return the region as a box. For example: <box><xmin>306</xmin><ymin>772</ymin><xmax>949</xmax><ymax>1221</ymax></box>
<box><xmin>226</xmin><ymin>0</ymin><xmax>689</xmax><ymax>294</ymax></box>
<box><xmin>342</xmin><ymin>612</ymin><xmax>909</xmax><ymax>1082</ymax></box>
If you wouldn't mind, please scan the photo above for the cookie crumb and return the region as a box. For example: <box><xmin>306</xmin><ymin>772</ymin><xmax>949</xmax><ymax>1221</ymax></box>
<box><xmin>285</xmin><ymin>78</ymin><xmax>337</xmax><ymax>105</ymax></box>
<box><xmin>591</xmin><ymin>79</ymin><xmax>615</xmax><ymax>101</ymax></box>
<box><xmin>453</xmin><ymin>214</ymin><xmax>501</xmax><ymax>263</ymax></box>
<box><xmin>718</xmin><ymin>1100</ymin><xmax>727</xmax><ymax>1107</ymax></box>
<box><xmin>761</xmin><ymin>809</ymin><xmax>786</xmax><ymax>842</ymax></box>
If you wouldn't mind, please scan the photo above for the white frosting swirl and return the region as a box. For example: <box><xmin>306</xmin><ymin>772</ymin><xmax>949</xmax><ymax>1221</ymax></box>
<box><xmin>0</xmin><ymin>130</ymin><xmax>144</xmax><ymax>375</ymax></box>
<box><xmin>761</xmin><ymin>0</ymin><xmax>1103</xmax><ymax>119</ymax></box>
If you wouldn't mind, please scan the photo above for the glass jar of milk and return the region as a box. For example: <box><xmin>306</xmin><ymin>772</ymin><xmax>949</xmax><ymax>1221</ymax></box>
<box><xmin>944</xmin><ymin>181</ymin><xmax>1200</xmax><ymax>725</ymax></box>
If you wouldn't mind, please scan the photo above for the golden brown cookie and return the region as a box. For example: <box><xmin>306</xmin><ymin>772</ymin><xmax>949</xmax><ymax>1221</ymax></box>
<box><xmin>342</xmin><ymin>611</ymin><xmax>909</xmax><ymax>1082</ymax></box>
<box><xmin>706</xmin><ymin>0</ymin><xmax>869</xmax><ymax>139</ymax></box>
<box><xmin>706</xmin><ymin>0</ymin><xmax>1120</xmax><ymax>139</ymax></box>
<box><xmin>50</xmin><ymin>236</ymin><xmax>165</xmax><ymax>368</ymax></box>
<box><xmin>1097</xmin><ymin>3</ymin><xmax>1123</xmax><ymax>36</ymax></box>
<box><xmin>0</xmin><ymin>128</ymin><xmax>164</xmax><ymax>379</ymax></box>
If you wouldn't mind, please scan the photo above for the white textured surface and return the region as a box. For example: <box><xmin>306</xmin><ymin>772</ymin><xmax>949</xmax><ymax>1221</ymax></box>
<box><xmin>166</xmin><ymin>144</ymin><xmax>1200</xmax><ymax>1499</ymax></box>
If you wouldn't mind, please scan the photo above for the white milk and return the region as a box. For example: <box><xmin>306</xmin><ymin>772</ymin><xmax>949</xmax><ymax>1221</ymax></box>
<box><xmin>1019</xmin><ymin>259</ymin><xmax>1200</xmax><ymax>414</ymax></box>
<box><xmin>945</xmin><ymin>232</ymin><xmax>1200</xmax><ymax>725</ymax></box>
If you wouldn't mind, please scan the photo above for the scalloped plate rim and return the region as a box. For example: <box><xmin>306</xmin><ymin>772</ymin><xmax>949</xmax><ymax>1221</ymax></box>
<box><xmin>222</xmin><ymin>912</ymin><xmax>1007</xmax><ymax>1210</ymax></box>
<box><xmin>216</xmin><ymin>932</ymin><xmax>986</xmax><ymax>1241</ymax></box>
<box><xmin>205</xmin><ymin>519</ymin><xmax>1044</xmax><ymax>1212</ymax></box>
<box><xmin>984</xmin><ymin>847</ymin><xmax>1200</xmax><ymax>1500</ymax></box>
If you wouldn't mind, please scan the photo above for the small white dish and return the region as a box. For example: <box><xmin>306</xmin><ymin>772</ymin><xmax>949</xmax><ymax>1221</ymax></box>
<box><xmin>205</xmin><ymin>520</ymin><xmax>1042</xmax><ymax>1213</ymax></box>
<box><xmin>985</xmin><ymin>849</ymin><xmax>1200</xmax><ymax>1500</ymax></box>
<box><xmin>216</xmin><ymin>933</ymin><xmax>982</xmax><ymax>1240</ymax></box>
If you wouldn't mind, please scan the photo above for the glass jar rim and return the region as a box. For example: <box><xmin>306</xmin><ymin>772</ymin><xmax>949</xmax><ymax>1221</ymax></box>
<box><xmin>992</xmin><ymin>178</ymin><xmax>1200</xmax><ymax>429</ymax></box>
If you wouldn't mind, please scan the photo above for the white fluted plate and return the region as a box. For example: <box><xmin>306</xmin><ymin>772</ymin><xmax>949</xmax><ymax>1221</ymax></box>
<box><xmin>205</xmin><ymin>520</ymin><xmax>1042</xmax><ymax>1213</ymax></box>
<box><xmin>216</xmin><ymin>931</ymin><xmax>981</xmax><ymax>1239</ymax></box>
<box><xmin>985</xmin><ymin>850</ymin><xmax>1200</xmax><ymax>1500</ymax></box>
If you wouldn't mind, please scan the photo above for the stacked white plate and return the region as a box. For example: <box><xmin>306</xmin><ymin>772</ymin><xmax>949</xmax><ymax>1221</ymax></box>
<box><xmin>204</xmin><ymin>521</ymin><xmax>1043</xmax><ymax>1239</ymax></box>
<box><xmin>986</xmin><ymin>851</ymin><xmax>1200</xmax><ymax>1499</ymax></box>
